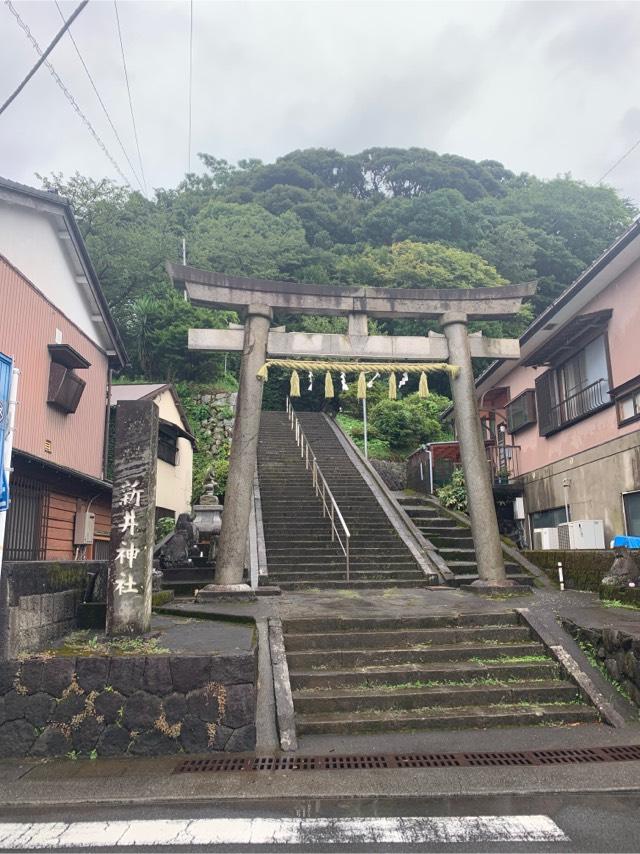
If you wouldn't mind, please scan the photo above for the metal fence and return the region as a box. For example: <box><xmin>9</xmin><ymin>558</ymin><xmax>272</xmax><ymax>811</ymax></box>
<box><xmin>4</xmin><ymin>475</ymin><xmax>50</xmax><ymax>561</ymax></box>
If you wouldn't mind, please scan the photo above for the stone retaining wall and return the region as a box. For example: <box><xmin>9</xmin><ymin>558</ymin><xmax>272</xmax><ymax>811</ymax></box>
<box><xmin>563</xmin><ymin>619</ymin><xmax>640</xmax><ymax>707</ymax></box>
<box><xmin>0</xmin><ymin>648</ymin><xmax>257</xmax><ymax>758</ymax></box>
<box><xmin>370</xmin><ymin>460</ymin><xmax>406</xmax><ymax>491</ymax></box>
<box><xmin>197</xmin><ymin>391</ymin><xmax>237</xmax><ymax>454</ymax></box>
<box><xmin>0</xmin><ymin>562</ymin><xmax>103</xmax><ymax>660</ymax></box>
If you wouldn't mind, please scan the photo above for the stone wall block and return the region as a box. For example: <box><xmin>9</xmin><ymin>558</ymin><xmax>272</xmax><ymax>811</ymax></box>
<box><xmin>52</xmin><ymin>692</ymin><xmax>86</xmax><ymax>723</ymax></box>
<box><xmin>186</xmin><ymin>687</ymin><xmax>220</xmax><ymax>722</ymax></box>
<box><xmin>209</xmin><ymin>653</ymin><xmax>256</xmax><ymax>685</ymax></box>
<box><xmin>169</xmin><ymin>656</ymin><xmax>210</xmax><ymax>693</ymax></box>
<box><xmin>0</xmin><ymin>698</ymin><xmax>6</xmax><ymax>726</ymax></box>
<box><xmin>72</xmin><ymin>717</ymin><xmax>104</xmax><ymax>754</ymax></box>
<box><xmin>221</xmin><ymin>684</ymin><xmax>255</xmax><ymax>729</ymax></box>
<box><xmin>23</xmin><ymin>693</ymin><xmax>55</xmax><ymax>727</ymax></box>
<box><xmin>179</xmin><ymin>715</ymin><xmax>209</xmax><ymax>753</ymax></box>
<box><xmin>41</xmin><ymin>658</ymin><xmax>76</xmax><ymax>698</ymax></box>
<box><xmin>31</xmin><ymin>726</ymin><xmax>72</xmax><ymax>758</ymax></box>
<box><xmin>130</xmin><ymin>730</ymin><xmax>180</xmax><ymax>756</ymax></box>
<box><xmin>603</xmin><ymin>628</ymin><xmax>619</xmax><ymax>652</ymax></box>
<box><xmin>96</xmin><ymin>724</ymin><xmax>130</xmax><ymax>756</ymax></box>
<box><xmin>4</xmin><ymin>690</ymin><xmax>27</xmax><ymax>720</ymax></box>
<box><xmin>225</xmin><ymin>724</ymin><xmax>256</xmax><ymax>752</ymax></box>
<box><xmin>0</xmin><ymin>663</ymin><xmax>18</xmax><ymax>694</ymax></box>
<box><xmin>163</xmin><ymin>693</ymin><xmax>187</xmax><ymax>725</ymax></box>
<box><xmin>94</xmin><ymin>690</ymin><xmax>125</xmax><ymax>724</ymax></box>
<box><xmin>123</xmin><ymin>691</ymin><xmax>161</xmax><ymax>730</ymax></box>
<box><xmin>108</xmin><ymin>658</ymin><xmax>145</xmax><ymax>696</ymax></box>
<box><xmin>623</xmin><ymin>651</ymin><xmax>637</xmax><ymax>679</ymax></box>
<box><xmin>605</xmin><ymin>657</ymin><xmax>620</xmax><ymax>681</ymax></box>
<box><xmin>0</xmin><ymin>720</ymin><xmax>36</xmax><ymax>758</ymax></box>
<box><xmin>20</xmin><ymin>659</ymin><xmax>44</xmax><ymax>694</ymax></box>
<box><xmin>142</xmin><ymin>658</ymin><xmax>173</xmax><ymax>695</ymax></box>
<box><xmin>40</xmin><ymin>594</ymin><xmax>55</xmax><ymax>626</ymax></box>
<box><xmin>76</xmin><ymin>658</ymin><xmax>110</xmax><ymax>693</ymax></box>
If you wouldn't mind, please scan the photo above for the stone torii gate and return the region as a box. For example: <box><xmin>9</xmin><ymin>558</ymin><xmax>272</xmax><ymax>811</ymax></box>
<box><xmin>167</xmin><ymin>262</ymin><xmax>535</xmax><ymax>591</ymax></box>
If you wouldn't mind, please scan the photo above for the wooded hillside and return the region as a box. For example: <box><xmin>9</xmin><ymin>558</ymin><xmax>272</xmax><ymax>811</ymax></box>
<box><xmin>41</xmin><ymin>146</ymin><xmax>635</xmax><ymax>385</ymax></box>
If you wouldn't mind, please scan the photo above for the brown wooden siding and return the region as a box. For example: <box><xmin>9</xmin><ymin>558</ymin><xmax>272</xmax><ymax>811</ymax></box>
<box><xmin>0</xmin><ymin>257</ymin><xmax>109</xmax><ymax>480</ymax></box>
<box><xmin>43</xmin><ymin>491</ymin><xmax>112</xmax><ymax>560</ymax></box>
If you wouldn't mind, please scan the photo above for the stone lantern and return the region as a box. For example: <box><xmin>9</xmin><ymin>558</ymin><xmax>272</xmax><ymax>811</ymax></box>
<box><xmin>192</xmin><ymin>476</ymin><xmax>223</xmax><ymax>561</ymax></box>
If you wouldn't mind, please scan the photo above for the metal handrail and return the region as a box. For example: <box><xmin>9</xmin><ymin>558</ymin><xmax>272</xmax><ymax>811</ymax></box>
<box><xmin>285</xmin><ymin>398</ymin><xmax>351</xmax><ymax>581</ymax></box>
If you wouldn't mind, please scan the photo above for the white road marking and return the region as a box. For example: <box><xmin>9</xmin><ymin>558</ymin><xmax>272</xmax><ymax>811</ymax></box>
<box><xmin>0</xmin><ymin>815</ymin><xmax>568</xmax><ymax>848</ymax></box>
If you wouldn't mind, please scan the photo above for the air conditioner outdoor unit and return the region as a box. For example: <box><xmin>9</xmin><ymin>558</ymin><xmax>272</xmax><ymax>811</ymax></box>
<box><xmin>74</xmin><ymin>511</ymin><xmax>95</xmax><ymax>546</ymax></box>
<box><xmin>533</xmin><ymin>527</ymin><xmax>559</xmax><ymax>550</ymax></box>
<box><xmin>557</xmin><ymin>520</ymin><xmax>605</xmax><ymax>550</ymax></box>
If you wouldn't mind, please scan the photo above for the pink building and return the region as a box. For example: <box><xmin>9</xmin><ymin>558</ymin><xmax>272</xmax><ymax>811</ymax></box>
<box><xmin>476</xmin><ymin>219</ymin><xmax>640</xmax><ymax>546</ymax></box>
<box><xmin>0</xmin><ymin>178</ymin><xmax>127</xmax><ymax>560</ymax></box>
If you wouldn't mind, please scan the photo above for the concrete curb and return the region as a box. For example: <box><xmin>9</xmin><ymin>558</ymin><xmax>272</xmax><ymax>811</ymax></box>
<box><xmin>268</xmin><ymin>617</ymin><xmax>297</xmax><ymax>752</ymax></box>
<box><xmin>255</xmin><ymin>618</ymin><xmax>279</xmax><ymax>752</ymax></box>
<box><xmin>324</xmin><ymin>416</ymin><xmax>449</xmax><ymax>584</ymax></box>
<box><xmin>517</xmin><ymin>607</ymin><xmax>634</xmax><ymax>728</ymax></box>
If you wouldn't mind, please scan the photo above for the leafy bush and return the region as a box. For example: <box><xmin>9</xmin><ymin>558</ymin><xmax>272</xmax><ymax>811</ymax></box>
<box><xmin>368</xmin><ymin>399</ymin><xmax>415</xmax><ymax>449</ymax></box>
<box><xmin>368</xmin><ymin>392</ymin><xmax>451</xmax><ymax>452</ymax></box>
<box><xmin>436</xmin><ymin>467</ymin><xmax>468</xmax><ymax>513</ymax></box>
<box><xmin>155</xmin><ymin>516</ymin><xmax>175</xmax><ymax>542</ymax></box>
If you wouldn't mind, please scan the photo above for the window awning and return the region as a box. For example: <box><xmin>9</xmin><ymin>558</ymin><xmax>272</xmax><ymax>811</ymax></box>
<box><xmin>159</xmin><ymin>418</ymin><xmax>196</xmax><ymax>447</ymax></box>
<box><xmin>523</xmin><ymin>310</ymin><xmax>612</xmax><ymax>367</ymax></box>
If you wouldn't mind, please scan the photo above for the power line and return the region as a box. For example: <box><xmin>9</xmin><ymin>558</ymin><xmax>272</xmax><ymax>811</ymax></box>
<box><xmin>113</xmin><ymin>0</ymin><xmax>147</xmax><ymax>195</ymax></box>
<box><xmin>0</xmin><ymin>0</ymin><xmax>88</xmax><ymax>116</ymax></box>
<box><xmin>599</xmin><ymin>136</ymin><xmax>640</xmax><ymax>184</ymax></box>
<box><xmin>3</xmin><ymin>0</ymin><xmax>132</xmax><ymax>188</ymax></box>
<box><xmin>54</xmin><ymin>0</ymin><xmax>144</xmax><ymax>192</ymax></box>
<box><xmin>187</xmin><ymin>0</ymin><xmax>193</xmax><ymax>174</ymax></box>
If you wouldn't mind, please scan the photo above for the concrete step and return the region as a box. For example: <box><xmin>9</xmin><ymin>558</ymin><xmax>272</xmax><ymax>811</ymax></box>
<box><xmin>269</xmin><ymin>570</ymin><xmax>423</xmax><ymax>582</ymax></box>
<box><xmin>289</xmin><ymin>661</ymin><xmax>560</xmax><ymax>691</ymax></box>
<box><xmin>285</xmin><ymin>640</ymin><xmax>549</xmax><ymax>671</ymax></box>
<box><xmin>276</xmin><ymin>579</ymin><xmax>430</xmax><ymax>590</ymax></box>
<box><xmin>292</xmin><ymin>679</ymin><xmax>580</xmax><ymax>715</ymax></box>
<box><xmin>451</xmin><ymin>573</ymin><xmax>536</xmax><ymax>587</ymax></box>
<box><xmin>284</xmin><ymin>624</ymin><xmax>533</xmax><ymax>652</ymax></box>
<box><xmin>295</xmin><ymin>702</ymin><xmax>599</xmax><ymax>735</ymax></box>
<box><xmin>267</xmin><ymin>559</ymin><xmax>419</xmax><ymax>568</ymax></box>
<box><xmin>283</xmin><ymin>613</ymin><xmax>520</xmax><ymax>633</ymax></box>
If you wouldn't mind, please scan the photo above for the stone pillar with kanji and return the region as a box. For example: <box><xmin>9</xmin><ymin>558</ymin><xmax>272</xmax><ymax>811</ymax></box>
<box><xmin>106</xmin><ymin>399</ymin><xmax>159</xmax><ymax>636</ymax></box>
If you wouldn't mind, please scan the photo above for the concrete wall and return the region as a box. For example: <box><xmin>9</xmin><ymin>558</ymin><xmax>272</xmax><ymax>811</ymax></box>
<box><xmin>0</xmin><ymin>561</ymin><xmax>101</xmax><ymax>660</ymax></box>
<box><xmin>519</xmin><ymin>431</ymin><xmax>640</xmax><ymax>542</ymax></box>
<box><xmin>0</xmin><ymin>648</ymin><xmax>257</xmax><ymax>758</ymax></box>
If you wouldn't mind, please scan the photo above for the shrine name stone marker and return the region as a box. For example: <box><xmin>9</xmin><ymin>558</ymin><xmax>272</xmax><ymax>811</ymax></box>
<box><xmin>106</xmin><ymin>400</ymin><xmax>159</xmax><ymax>636</ymax></box>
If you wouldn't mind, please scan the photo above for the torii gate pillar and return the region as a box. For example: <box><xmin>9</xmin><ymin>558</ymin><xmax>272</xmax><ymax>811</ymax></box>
<box><xmin>441</xmin><ymin>312</ymin><xmax>508</xmax><ymax>587</ymax></box>
<box><xmin>215</xmin><ymin>303</ymin><xmax>272</xmax><ymax>586</ymax></box>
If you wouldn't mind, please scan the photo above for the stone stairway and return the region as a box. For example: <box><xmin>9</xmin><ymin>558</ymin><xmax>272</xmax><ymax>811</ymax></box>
<box><xmin>258</xmin><ymin>412</ymin><xmax>426</xmax><ymax>590</ymax></box>
<box><xmin>397</xmin><ymin>494</ymin><xmax>535</xmax><ymax>587</ymax></box>
<box><xmin>283</xmin><ymin>612</ymin><xmax>599</xmax><ymax>735</ymax></box>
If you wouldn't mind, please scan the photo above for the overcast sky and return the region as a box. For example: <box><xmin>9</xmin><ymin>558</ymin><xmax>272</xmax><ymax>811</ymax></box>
<box><xmin>2</xmin><ymin>0</ymin><xmax>640</xmax><ymax>202</ymax></box>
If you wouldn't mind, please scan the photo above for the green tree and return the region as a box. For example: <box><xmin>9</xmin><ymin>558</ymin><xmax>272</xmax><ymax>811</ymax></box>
<box><xmin>188</xmin><ymin>200</ymin><xmax>314</xmax><ymax>280</ymax></box>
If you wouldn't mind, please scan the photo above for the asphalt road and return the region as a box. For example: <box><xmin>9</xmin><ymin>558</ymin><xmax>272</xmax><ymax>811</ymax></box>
<box><xmin>1</xmin><ymin>791</ymin><xmax>640</xmax><ymax>852</ymax></box>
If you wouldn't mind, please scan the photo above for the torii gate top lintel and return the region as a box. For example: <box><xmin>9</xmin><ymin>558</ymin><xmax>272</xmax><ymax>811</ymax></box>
<box><xmin>166</xmin><ymin>261</ymin><xmax>536</xmax><ymax>321</ymax></box>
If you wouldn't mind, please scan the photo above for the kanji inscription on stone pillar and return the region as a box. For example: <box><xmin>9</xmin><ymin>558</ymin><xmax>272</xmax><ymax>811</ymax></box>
<box><xmin>106</xmin><ymin>399</ymin><xmax>159</xmax><ymax>636</ymax></box>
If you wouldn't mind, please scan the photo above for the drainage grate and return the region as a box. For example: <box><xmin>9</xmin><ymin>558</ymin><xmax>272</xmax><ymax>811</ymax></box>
<box><xmin>174</xmin><ymin>744</ymin><xmax>640</xmax><ymax>774</ymax></box>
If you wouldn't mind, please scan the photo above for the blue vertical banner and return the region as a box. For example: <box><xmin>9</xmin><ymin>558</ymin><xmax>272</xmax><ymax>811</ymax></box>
<box><xmin>0</xmin><ymin>352</ymin><xmax>13</xmax><ymax>512</ymax></box>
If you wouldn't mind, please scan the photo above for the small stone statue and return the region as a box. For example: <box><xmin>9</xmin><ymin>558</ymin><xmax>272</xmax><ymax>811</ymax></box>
<box><xmin>159</xmin><ymin>513</ymin><xmax>200</xmax><ymax>568</ymax></box>
<box><xmin>601</xmin><ymin>547</ymin><xmax>640</xmax><ymax>589</ymax></box>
